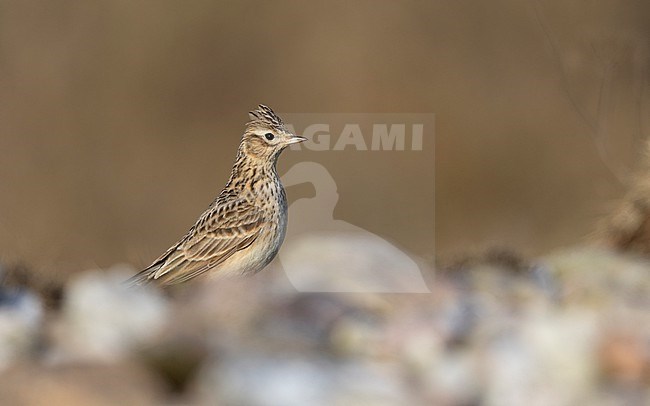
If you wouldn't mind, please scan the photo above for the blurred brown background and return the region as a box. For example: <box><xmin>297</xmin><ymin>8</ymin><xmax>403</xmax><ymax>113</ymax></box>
<box><xmin>0</xmin><ymin>0</ymin><xmax>648</xmax><ymax>275</ymax></box>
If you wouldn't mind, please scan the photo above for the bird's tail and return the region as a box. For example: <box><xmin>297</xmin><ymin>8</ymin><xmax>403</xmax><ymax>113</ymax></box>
<box><xmin>123</xmin><ymin>263</ymin><xmax>163</xmax><ymax>287</ymax></box>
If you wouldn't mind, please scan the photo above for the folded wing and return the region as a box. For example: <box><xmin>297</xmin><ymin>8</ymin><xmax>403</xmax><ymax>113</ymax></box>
<box><xmin>130</xmin><ymin>198</ymin><xmax>264</xmax><ymax>285</ymax></box>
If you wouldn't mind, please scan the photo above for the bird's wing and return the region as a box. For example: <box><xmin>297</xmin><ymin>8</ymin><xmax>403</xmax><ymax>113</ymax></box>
<box><xmin>148</xmin><ymin>198</ymin><xmax>265</xmax><ymax>285</ymax></box>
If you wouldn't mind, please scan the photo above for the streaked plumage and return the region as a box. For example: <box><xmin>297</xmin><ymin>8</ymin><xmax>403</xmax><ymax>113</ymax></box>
<box><xmin>128</xmin><ymin>105</ymin><xmax>306</xmax><ymax>286</ymax></box>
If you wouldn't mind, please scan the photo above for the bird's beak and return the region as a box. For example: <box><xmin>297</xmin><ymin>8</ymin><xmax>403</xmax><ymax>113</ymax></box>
<box><xmin>286</xmin><ymin>134</ymin><xmax>307</xmax><ymax>145</ymax></box>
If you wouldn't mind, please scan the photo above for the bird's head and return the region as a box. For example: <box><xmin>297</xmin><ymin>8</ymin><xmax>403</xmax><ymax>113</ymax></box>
<box><xmin>240</xmin><ymin>104</ymin><xmax>306</xmax><ymax>160</ymax></box>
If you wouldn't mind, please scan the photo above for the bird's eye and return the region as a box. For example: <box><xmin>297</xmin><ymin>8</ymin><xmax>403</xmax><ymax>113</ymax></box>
<box><xmin>264</xmin><ymin>133</ymin><xmax>274</xmax><ymax>141</ymax></box>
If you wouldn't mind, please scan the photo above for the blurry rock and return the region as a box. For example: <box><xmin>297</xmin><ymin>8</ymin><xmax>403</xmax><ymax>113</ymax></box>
<box><xmin>599</xmin><ymin>331</ymin><xmax>649</xmax><ymax>385</ymax></box>
<box><xmin>331</xmin><ymin>361</ymin><xmax>415</xmax><ymax>405</ymax></box>
<box><xmin>444</xmin><ymin>249</ymin><xmax>554</xmax><ymax>312</ymax></box>
<box><xmin>443</xmin><ymin>248</ymin><xmax>529</xmax><ymax>276</ymax></box>
<box><xmin>540</xmin><ymin>248</ymin><xmax>650</xmax><ymax>308</ymax></box>
<box><xmin>421</xmin><ymin>350</ymin><xmax>480</xmax><ymax>405</ymax></box>
<box><xmin>329</xmin><ymin>311</ymin><xmax>385</xmax><ymax>357</ymax></box>
<box><xmin>257</xmin><ymin>293</ymin><xmax>351</xmax><ymax>350</ymax></box>
<box><xmin>482</xmin><ymin>309</ymin><xmax>599</xmax><ymax>406</ymax></box>
<box><xmin>0</xmin><ymin>284</ymin><xmax>43</xmax><ymax>370</ymax></box>
<box><xmin>280</xmin><ymin>232</ymin><xmax>430</xmax><ymax>293</ymax></box>
<box><xmin>256</xmin><ymin>292</ymin><xmax>388</xmax><ymax>354</ymax></box>
<box><xmin>195</xmin><ymin>354</ymin><xmax>331</xmax><ymax>406</ymax></box>
<box><xmin>139</xmin><ymin>333</ymin><xmax>209</xmax><ymax>395</ymax></box>
<box><xmin>50</xmin><ymin>265</ymin><xmax>169</xmax><ymax>362</ymax></box>
<box><xmin>0</xmin><ymin>362</ymin><xmax>163</xmax><ymax>405</ymax></box>
<box><xmin>0</xmin><ymin>263</ymin><xmax>64</xmax><ymax>310</ymax></box>
<box><xmin>390</xmin><ymin>318</ymin><xmax>441</xmax><ymax>372</ymax></box>
<box><xmin>193</xmin><ymin>353</ymin><xmax>414</xmax><ymax>406</ymax></box>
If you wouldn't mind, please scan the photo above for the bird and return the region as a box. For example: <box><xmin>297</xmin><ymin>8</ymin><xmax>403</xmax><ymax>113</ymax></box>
<box><xmin>127</xmin><ymin>105</ymin><xmax>306</xmax><ymax>286</ymax></box>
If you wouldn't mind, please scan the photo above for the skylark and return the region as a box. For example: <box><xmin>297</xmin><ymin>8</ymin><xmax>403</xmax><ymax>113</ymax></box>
<box><xmin>128</xmin><ymin>105</ymin><xmax>306</xmax><ymax>285</ymax></box>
